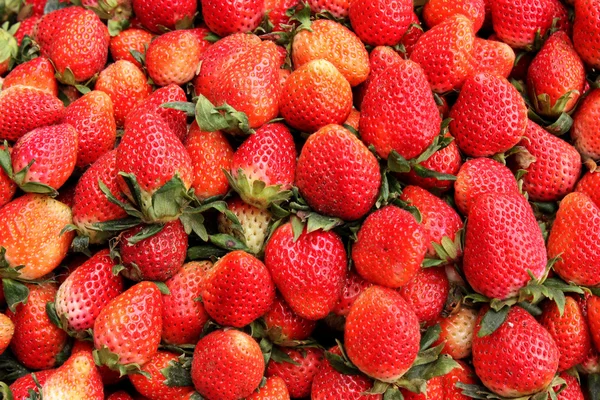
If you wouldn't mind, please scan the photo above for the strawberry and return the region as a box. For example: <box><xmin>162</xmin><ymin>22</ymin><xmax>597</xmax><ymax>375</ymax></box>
<box><xmin>95</xmin><ymin>60</ymin><xmax>152</xmax><ymax>127</ymax></box>
<box><xmin>573</xmin><ymin>0</ymin><xmax>600</xmax><ymax>69</ymax></box>
<box><xmin>344</xmin><ymin>108</ymin><xmax>360</xmax><ymax>131</ymax></box>
<box><xmin>2</xmin><ymin>56</ymin><xmax>58</xmax><ymax>96</ymax></box>
<box><xmin>265</xmin><ymin>0</ymin><xmax>299</xmax><ymax>31</ymax></box>
<box><xmin>217</xmin><ymin>197</ymin><xmax>272</xmax><ymax>255</ymax></box>
<box><xmin>331</xmin><ymin>269</ymin><xmax>372</xmax><ymax>317</ymax></box>
<box><xmin>34</xmin><ymin>6</ymin><xmax>87</xmax><ymax>57</ymax></box>
<box><xmin>266</xmin><ymin>346</ymin><xmax>324</xmax><ymax>398</ymax></box>
<box><xmin>130</xmin><ymin>351</ymin><xmax>195</xmax><ymax>399</ymax></box>
<box><xmin>13</xmin><ymin>15</ymin><xmax>42</xmax><ymax>45</ymax></box>
<box><xmin>200</xmin><ymin>0</ymin><xmax>264</xmax><ymax>37</ymax></box>
<box><xmin>132</xmin><ymin>0</ymin><xmax>197</xmax><ymax>33</ymax></box>
<box><xmin>398</xmin><ymin>267</ymin><xmax>450</xmax><ymax>327</ymax></box>
<box><xmin>0</xmin><ymin>85</ymin><xmax>64</xmax><ymax>142</ymax></box>
<box><xmin>246</xmin><ymin>376</ymin><xmax>290</xmax><ymax>400</ymax></box>
<box><xmin>539</xmin><ymin>297</ymin><xmax>591</xmax><ymax>371</ymax></box>
<box><xmin>7</xmin><ymin>283</ymin><xmax>68</xmax><ymax>370</ymax></box>
<box><xmin>575</xmin><ymin>171</ymin><xmax>600</xmax><ymax>208</ymax></box>
<box><xmin>49</xmin><ymin>9</ymin><xmax>110</xmax><ymax>83</ymax></box>
<box><xmin>264</xmin><ymin>223</ymin><xmax>347</xmax><ymax>320</ymax></box>
<box><xmin>292</xmin><ymin>19</ymin><xmax>370</xmax><ymax>87</ymax></box>
<box><xmin>280</xmin><ymin>59</ymin><xmax>352</xmax><ymax>133</ymax></box>
<box><xmin>572</xmin><ymin>89</ymin><xmax>600</xmax><ymax>162</ymax></box>
<box><xmin>353</xmin><ymin>205</ymin><xmax>427</xmax><ymax>288</ymax></box>
<box><xmin>201</xmin><ymin>250</ymin><xmax>276</xmax><ymax>327</ymax></box>
<box><xmin>403</xmin><ymin>361</ymin><xmax>476</xmax><ymax>399</ymax></box>
<box><xmin>471</xmin><ymin>38</ymin><xmax>515</xmax><ymax>78</ymax></box>
<box><xmin>399</xmin><ymin>14</ymin><xmax>424</xmax><ymax>59</ymax></box>
<box><xmin>109</xmin><ymin>28</ymin><xmax>154</xmax><ymax>69</ymax></box>
<box><xmin>472</xmin><ymin>306</ymin><xmax>560</xmax><ymax>397</ymax></box>
<box><xmin>307</xmin><ymin>0</ymin><xmax>349</xmax><ymax>18</ymax></box>
<box><xmin>345</xmin><ymin>286</ymin><xmax>420</xmax><ymax>381</ymax></box>
<box><xmin>55</xmin><ymin>249</ymin><xmax>124</xmax><ymax>334</ymax></box>
<box><xmin>107</xmin><ymin>391</ymin><xmax>134</xmax><ymax>400</ymax></box>
<box><xmin>145</xmin><ymin>30</ymin><xmax>202</xmax><ymax>87</ymax></box>
<box><xmin>359</xmin><ymin>59</ymin><xmax>441</xmax><ymax>160</ymax></box>
<box><xmin>9</xmin><ymin>123</ymin><xmax>78</xmax><ymax>192</ymax></box>
<box><xmin>491</xmin><ymin>0</ymin><xmax>570</xmax><ymax>50</ymax></box>
<box><xmin>588</xmin><ymin>295</ymin><xmax>600</xmax><ymax>354</ymax></box>
<box><xmin>527</xmin><ymin>31</ymin><xmax>586</xmax><ymax>117</ymax></box>
<box><xmin>354</xmin><ymin>46</ymin><xmax>403</xmax><ymax>110</ymax></box>
<box><xmin>191</xmin><ymin>329</ymin><xmax>265</xmax><ymax>400</ymax></box>
<box><xmin>515</xmin><ymin>120</ymin><xmax>581</xmax><ymax>202</ymax></box>
<box><xmin>9</xmin><ymin>370</ymin><xmax>54</xmax><ymax>400</ymax></box>
<box><xmin>185</xmin><ymin>121</ymin><xmax>234</xmax><ymax>200</ymax></box>
<box><xmin>423</xmin><ymin>0</ymin><xmax>486</xmax><ymax>32</ymax></box>
<box><xmin>449</xmin><ymin>73</ymin><xmax>527</xmax><ymax>157</ymax></box>
<box><xmin>548</xmin><ymin>192</ymin><xmax>600</xmax><ymax>286</ymax></box>
<box><xmin>400</xmin><ymin>376</ymin><xmax>444</xmax><ymax>400</ymax></box>
<box><xmin>263</xmin><ymin>294</ymin><xmax>317</xmax><ymax>342</ymax></box>
<box><xmin>162</xmin><ymin>261</ymin><xmax>211</xmax><ymax>345</ymax></box>
<box><xmin>93</xmin><ymin>281</ymin><xmax>163</xmax><ymax>368</ymax></box>
<box><xmin>348</xmin><ymin>0</ymin><xmax>413</xmax><ymax>46</ymax></box>
<box><xmin>0</xmin><ymin>145</ymin><xmax>17</xmax><ymax>208</ymax></box>
<box><xmin>463</xmin><ymin>193</ymin><xmax>547</xmax><ymax>300</ymax></box>
<box><xmin>119</xmin><ymin>219</ymin><xmax>188</xmax><ymax>282</ymax></box>
<box><xmin>410</xmin><ymin>14</ymin><xmax>476</xmax><ymax>93</ymax></box>
<box><xmin>556</xmin><ymin>373</ymin><xmax>585</xmax><ymax>400</ymax></box>
<box><xmin>433</xmin><ymin>306</ymin><xmax>478</xmax><ymax>359</ymax></box>
<box><xmin>295</xmin><ymin>124</ymin><xmax>380</xmax><ymax>220</ymax></box>
<box><xmin>0</xmin><ymin>312</ymin><xmax>14</xmax><ymax>355</ymax></box>
<box><xmin>0</xmin><ymin>194</ymin><xmax>74</xmax><ymax>280</ymax></box>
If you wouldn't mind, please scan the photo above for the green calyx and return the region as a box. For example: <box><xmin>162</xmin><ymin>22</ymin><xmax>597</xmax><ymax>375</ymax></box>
<box><xmin>92</xmin><ymin>346</ymin><xmax>150</xmax><ymax>378</ymax></box>
<box><xmin>225</xmin><ymin>168</ymin><xmax>292</xmax><ymax>210</ymax></box>
<box><xmin>456</xmin><ymin>374</ymin><xmax>567</xmax><ymax>400</ymax></box>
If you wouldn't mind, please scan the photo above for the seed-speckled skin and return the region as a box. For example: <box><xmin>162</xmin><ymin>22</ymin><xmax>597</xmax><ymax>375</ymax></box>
<box><xmin>93</xmin><ymin>281</ymin><xmax>163</xmax><ymax>365</ymax></box>
<box><xmin>572</xmin><ymin>89</ymin><xmax>600</xmax><ymax>161</ymax></box>
<box><xmin>423</xmin><ymin>0</ymin><xmax>485</xmax><ymax>31</ymax></box>
<box><xmin>587</xmin><ymin>295</ymin><xmax>600</xmax><ymax>356</ymax></box>
<box><xmin>454</xmin><ymin>157</ymin><xmax>520</xmax><ymax>215</ymax></box>
<box><xmin>146</xmin><ymin>30</ymin><xmax>202</xmax><ymax>87</ymax></box>
<box><xmin>518</xmin><ymin>120</ymin><xmax>581</xmax><ymax>202</ymax></box>
<box><xmin>332</xmin><ymin>270</ymin><xmax>372</xmax><ymax>317</ymax></box>
<box><xmin>359</xmin><ymin>59</ymin><xmax>441</xmax><ymax>160</ymax></box>
<box><xmin>463</xmin><ymin>193</ymin><xmax>547</xmax><ymax>300</ymax></box>
<box><xmin>34</xmin><ymin>7</ymin><xmax>87</xmax><ymax>57</ymax></box>
<box><xmin>308</xmin><ymin>0</ymin><xmax>349</xmax><ymax>18</ymax></box>
<box><xmin>130</xmin><ymin>351</ymin><xmax>194</xmax><ymax>399</ymax></box>
<box><xmin>132</xmin><ymin>0</ymin><xmax>197</xmax><ymax>33</ymax></box>
<box><xmin>0</xmin><ymin>313</ymin><xmax>14</xmax><ymax>355</ymax></box>
<box><xmin>450</xmin><ymin>72</ymin><xmax>527</xmax><ymax>157</ymax></box>
<box><xmin>548</xmin><ymin>192</ymin><xmax>600</xmax><ymax>286</ymax></box>
<box><xmin>401</xmin><ymin>375</ymin><xmax>444</xmax><ymax>400</ymax></box>
<box><xmin>191</xmin><ymin>330</ymin><xmax>264</xmax><ymax>400</ymax></box>
<box><xmin>398</xmin><ymin>267</ymin><xmax>449</xmax><ymax>327</ymax></box>
<box><xmin>246</xmin><ymin>376</ymin><xmax>290</xmax><ymax>400</ymax></box>
<box><xmin>348</xmin><ymin>0</ymin><xmax>413</xmax><ymax>46</ymax></box>
<box><xmin>472</xmin><ymin>306</ymin><xmax>560</xmax><ymax>397</ymax></box>
<box><xmin>292</xmin><ymin>20</ymin><xmax>369</xmax><ymax>87</ymax></box>
<box><xmin>264</xmin><ymin>223</ymin><xmax>347</xmax><ymax>320</ymax></box>
<box><xmin>556</xmin><ymin>373</ymin><xmax>585</xmax><ymax>400</ymax></box>
<box><xmin>472</xmin><ymin>38</ymin><xmax>515</xmax><ymax>78</ymax></box>
<box><xmin>354</xmin><ymin>46</ymin><xmax>403</xmax><ymax>110</ymax></box>
<box><xmin>353</xmin><ymin>206</ymin><xmax>427</xmax><ymax>288</ymax></box>
<box><xmin>573</xmin><ymin>0</ymin><xmax>600</xmax><ymax>69</ymax></box>
<box><xmin>345</xmin><ymin>286</ymin><xmax>420</xmax><ymax>382</ymax></box>
<box><xmin>576</xmin><ymin>171</ymin><xmax>600</xmax><ymax>208</ymax></box>
<box><xmin>218</xmin><ymin>197</ymin><xmax>272</xmax><ymax>255</ymax></box>
<box><xmin>280</xmin><ymin>59</ymin><xmax>352</xmax><ymax>132</ymax></box>
<box><xmin>7</xmin><ymin>283</ymin><xmax>68</xmax><ymax>370</ymax></box>
<box><xmin>296</xmin><ymin>125</ymin><xmax>380</xmax><ymax>221</ymax></box>
<box><xmin>109</xmin><ymin>28</ymin><xmax>154</xmax><ymax>69</ymax></box>
<box><xmin>202</xmin><ymin>0</ymin><xmax>263</xmax><ymax>36</ymax></box>
<box><xmin>3</xmin><ymin>57</ymin><xmax>58</xmax><ymax>96</ymax></box>
<box><xmin>9</xmin><ymin>370</ymin><xmax>54</xmax><ymax>399</ymax></box>
<box><xmin>201</xmin><ymin>250</ymin><xmax>275</xmax><ymax>327</ymax></box>
<box><xmin>55</xmin><ymin>249</ymin><xmax>124</xmax><ymax>333</ymax></box>
<box><xmin>540</xmin><ymin>297</ymin><xmax>591</xmax><ymax>371</ymax></box>
<box><xmin>266</xmin><ymin>347</ymin><xmax>324</xmax><ymax>398</ymax></box>
<box><xmin>0</xmin><ymin>85</ymin><xmax>64</xmax><ymax>142</ymax></box>
<box><xmin>433</xmin><ymin>306</ymin><xmax>478</xmax><ymax>359</ymax></box>
<box><xmin>263</xmin><ymin>294</ymin><xmax>317</xmax><ymax>342</ymax></box>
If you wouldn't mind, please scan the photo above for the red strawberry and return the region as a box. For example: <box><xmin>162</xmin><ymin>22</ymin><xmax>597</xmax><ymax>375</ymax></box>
<box><xmin>162</xmin><ymin>261</ymin><xmax>211</xmax><ymax>345</ymax></box>
<box><xmin>354</xmin><ymin>45</ymin><xmax>403</xmax><ymax>110</ymax></box>
<box><xmin>13</xmin><ymin>15</ymin><xmax>42</xmax><ymax>45</ymax></box>
<box><xmin>0</xmin><ymin>312</ymin><xmax>13</xmax><ymax>355</ymax></box>
<box><xmin>353</xmin><ymin>205</ymin><xmax>427</xmax><ymax>288</ymax></box>
<box><xmin>93</xmin><ymin>281</ymin><xmax>163</xmax><ymax>367</ymax></box>
<box><xmin>401</xmin><ymin>375</ymin><xmax>444</xmax><ymax>400</ymax></box>
<box><xmin>263</xmin><ymin>294</ymin><xmax>317</xmax><ymax>342</ymax></box>
<box><xmin>450</xmin><ymin>73</ymin><xmax>527</xmax><ymax>157</ymax></box>
<box><xmin>246</xmin><ymin>376</ymin><xmax>290</xmax><ymax>400</ymax></box>
<box><xmin>265</xmin><ymin>223</ymin><xmax>347</xmax><ymax>320</ymax></box>
<box><xmin>471</xmin><ymin>38</ymin><xmax>515</xmax><ymax>78</ymax></box>
<box><xmin>472</xmin><ymin>306</ymin><xmax>559</xmax><ymax>397</ymax></box>
<box><xmin>345</xmin><ymin>286</ymin><xmax>420</xmax><ymax>381</ymax></box>
<box><xmin>34</xmin><ymin>6</ymin><xmax>87</xmax><ymax>57</ymax></box>
<box><xmin>107</xmin><ymin>391</ymin><xmax>134</xmax><ymax>400</ymax></box>
<box><xmin>191</xmin><ymin>329</ymin><xmax>265</xmax><ymax>400</ymax></box>
<box><xmin>0</xmin><ymin>145</ymin><xmax>17</xmax><ymax>208</ymax></box>
<box><xmin>130</xmin><ymin>351</ymin><xmax>194</xmax><ymax>399</ymax></box>
<box><xmin>9</xmin><ymin>370</ymin><xmax>54</xmax><ymax>400</ymax></box>
<box><xmin>132</xmin><ymin>0</ymin><xmax>197</xmax><ymax>33</ymax></box>
<box><xmin>185</xmin><ymin>121</ymin><xmax>234</xmax><ymax>200</ymax></box>
<box><xmin>398</xmin><ymin>267</ymin><xmax>449</xmax><ymax>327</ymax></box>
<box><xmin>95</xmin><ymin>60</ymin><xmax>152</xmax><ymax>126</ymax></box>
<box><xmin>359</xmin><ymin>59</ymin><xmax>441</xmax><ymax>160</ymax></box>
<box><xmin>109</xmin><ymin>28</ymin><xmax>154</xmax><ymax>69</ymax></box>
<box><xmin>573</xmin><ymin>0</ymin><xmax>600</xmax><ymax>69</ymax></box>
<box><xmin>409</xmin><ymin>360</ymin><xmax>475</xmax><ymax>400</ymax></box>
<box><xmin>433</xmin><ymin>306</ymin><xmax>478</xmax><ymax>359</ymax></box>
<box><xmin>145</xmin><ymin>30</ymin><xmax>202</xmax><ymax>87</ymax></box>
<box><xmin>572</xmin><ymin>89</ymin><xmax>600</xmax><ymax>162</ymax></box>
<box><xmin>218</xmin><ymin>197</ymin><xmax>272</xmax><ymax>255</ymax></box>
<box><xmin>331</xmin><ymin>270</ymin><xmax>372</xmax><ymax>317</ymax></box>
<box><xmin>348</xmin><ymin>0</ymin><xmax>413</xmax><ymax>46</ymax></box>
<box><xmin>295</xmin><ymin>124</ymin><xmax>380</xmax><ymax>220</ymax></box>
<box><xmin>7</xmin><ymin>283</ymin><xmax>68</xmax><ymax>370</ymax></box>
<box><xmin>548</xmin><ymin>192</ymin><xmax>600</xmax><ymax>286</ymax></box>
<box><xmin>556</xmin><ymin>373</ymin><xmax>585</xmax><ymax>400</ymax></box>
<box><xmin>201</xmin><ymin>0</ymin><xmax>263</xmax><ymax>37</ymax></box>
<box><xmin>266</xmin><ymin>346</ymin><xmax>324</xmax><ymax>398</ymax></box>
<box><xmin>265</xmin><ymin>0</ymin><xmax>299</xmax><ymax>31</ymax></box>
<box><xmin>307</xmin><ymin>0</ymin><xmax>349</xmax><ymax>18</ymax></box>
<box><xmin>588</xmin><ymin>295</ymin><xmax>600</xmax><ymax>353</ymax></box>
<box><xmin>0</xmin><ymin>85</ymin><xmax>64</xmax><ymax>142</ymax></box>
<box><xmin>62</xmin><ymin>90</ymin><xmax>117</xmax><ymax>168</ymax></box>
<box><xmin>575</xmin><ymin>171</ymin><xmax>600</xmax><ymax>208</ymax></box>
<box><xmin>2</xmin><ymin>56</ymin><xmax>58</xmax><ymax>96</ymax></box>
<box><xmin>423</xmin><ymin>0</ymin><xmax>485</xmax><ymax>31</ymax></box>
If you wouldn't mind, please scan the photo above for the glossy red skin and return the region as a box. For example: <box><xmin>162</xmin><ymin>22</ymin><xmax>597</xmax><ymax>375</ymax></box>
<box><xmin>3</xmin><ymin>57</ymin><xmax>58</xmax><ymax>96</ymax></box>
<box><xmin>9</xmin><ymin>370</ymin><xmax>54</xmax><ymax>400</ymax></box>
<box><xmin>450</xmin><ymin>72</ymin><xmax>527</xmax><ymax>157</ymax></box>
<box><xmin>353</xmin><ymin>206</ymin><xmax>427</xmax><ymax>288</ymax></box>
<box><xmin>0</xmin><ymin>85</ymin><xmax>64</xmax><ymax>142</ymax></box>
<box><xmin>132</xmin><ymin>0</ymin><xmax>197</xmax><ymax>33</ymax></box>
<box><xmin>540</xmin><ymin>297</ymin><xmax>591</xmax><ymax>371</ymax></box>
<box><xmin>295</xmin><ymin>124</ymin><xmax>380</xmax><ymax>220</ymax></box>
<box><xmin>572</xmin><ymin>89</ymin><xmax>600</xmax><ymax>161</ymax></box>
<box><xmin>201</xmin><ymin>0</ymin><xmax>263</xmax><ymax>36</ymax></box>
<box><xmin>107</xmin><ymin>391</ymin><xmax>134</xmax><ymax>400</ymax></box>
<box><xmin>109</xmin><ymin>28</ymin><xmax>154</xmax><ymax>69</ymax></box>
<box><xmin>264</xmin><ymin>223</ymin><xmax>347</xmax><ymax>320</ymax></box>
<box><xmin>34</xmin><ymin>7</ymin><xmax>87</xmax><ymax>56</ymax></box>
<box><xmin>266</xmin><ymin>347</ymin><xmax>324</xmax><ymax>398</ymax></box>
<box><xmin>14</xmin><ymin>15</ymin><xmax>42</xmax><ymax>45</ymax></box>
<box><xmin>463</xmin><ymin>193</ymin><xmax>547</xmax><ymax>300</ymax></box>
<box><xmin>191</xmin><ymin>330</ymin><xmax>265</xmax><ymax>400</ymax></box>
<box><xmin>55</xmin><ymin>249</ymin><xmax>124</xmax><ymax>332</ymax></box>
<box><xmin>332</xmin><ymin>270</ymin><xmax>372</xmax><ymax>317</ymax></box>
<box><xmin>63</xmin><ymin>90</ymin><xmax>117</xmax><ymax>168</ymax></box>
<box><xmin>265</xmin><ymin>0</ymin><xmax>299</xmax><ymax>31</ymax></box>
<box><xmin>587</xmin><ymin>295</ymin><xmax>600</xmax><ymax>352</ymax></box>
<box><xmin>263</xmin><ymin>294</ymin><xmax>317</xmax><ymax>342</ymax></box>
<box><xmin>556</xmin><ymin>373</ymin><xmax>585</xmax><ymax>400</ymax></box>
<box><xmin>471</xmin><ymin>38</ymin><xmax>515</xmax><ymax>78</ymax></box>
<box><xmin>345</xmin><ymin>286</ymin><xmax>421</xmax><ymax>382</ymax></box>
<box><xmin>354</xmin><ymin>46</ymin><xmax>403</xmax><ymax>110</ymax></box>
<box><xmin>246</xmin><ymin>376</ymin><xmax>290</xmax><ymax>400</ymax></box>
<box><xmin>472</xmin><ymin>306</ymin><xmax>560</xmax><ymax>397</ymax></box>
<box><xmin>162</xmin><ymin>261</ymin><xmax>211</xmax><ymax>345</ymax></box>
<box><xmin>400</xmin><ymin>14</ymin><xmax>423</xmax><ymax>59</ymax></box>
<box><xmin>576</xmin><ymin>171</ymin><xmax>600</xmax><ymax>208</ymax></box>
<box><xmin>548</xmin><ymin>192</ymin><xmax>600</xmax><ymax>286</ymax></box>
<box><xmin>348</xmin><ymin>0</ymin><xmax>413</xmax><ymax>46</ymax></box>
<box><xmin>93</xmin><ymin>282</ymin><xmax>163</xmax><ymax>365</ymax></box>
<box><xmin>130</xmin><ymin>351</ymin><xmax>194</xmax><ymax>399</ymax></box>
<box><xmin>7</xmin><ymin>283</ymin><xmax>68</xmax><ymax>370</ymax></box>
<box><xmin>398</xmin><ymin>267</ymin><xmax>449</xmax><ymax>327</ymax></box>
<box><xmin>573</xmin><ymin>0</ymin><xmax>600</xmax><ymax>69</ymax></box>
<box><xmin>145</xmin><ymin>30</ymin><xmax>202</xmax><ymax>87</ymax></box>
<box><xmin>404</xmin><ymin>136</ymin><xmax>462</xmax><ymax>193</ymax></box>
<box><xmin>202</xmin><ymin>250</ymin><xmax>276</xmax><ymax>328</ymax></box>
<box><xmin>443</xmin><ymin>361</ymin><xmax>477</xmax><ymax>400</ymax></box>
<box><xmin>359</xmin><ymin>59</ymin><xmax>441</xmax><ymax>160</ymax></box>
<box><xmin>423</xmin><ymin>0</ymin><xmax>485</xmax><ymax>31</ymax></box>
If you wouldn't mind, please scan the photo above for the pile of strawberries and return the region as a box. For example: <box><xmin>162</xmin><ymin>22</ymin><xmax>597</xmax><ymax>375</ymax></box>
<box><xmin>1</xmin><ymin>0</ymin><xmax>600</xmax><ymax>398</ymax></box>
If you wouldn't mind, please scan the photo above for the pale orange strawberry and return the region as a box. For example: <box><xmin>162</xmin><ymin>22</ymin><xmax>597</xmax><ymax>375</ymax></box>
<box><xmin>146</xmin><ymin>30</ymin><xmax>203</xmax><ymax>87</ymax></box>
<box><xmin>0</xmin><ymin>312</ymin><xmax>14</xmax><ymax>355</ymax></box>
<box><xmin>109</xmin><ymin>28</ymin><xmax>154</xmax><ymax>69</ymax></box>
<box><xmin>472</xmin><ymin>38</ymin><xmax>515</xmax><ymax>78</ymax></box>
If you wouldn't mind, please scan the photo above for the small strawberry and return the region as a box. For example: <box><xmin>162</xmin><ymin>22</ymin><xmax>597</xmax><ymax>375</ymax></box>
<box><xmin>246</xmin><ymin>376</ymin><xmax>290</xmax><ymax>400</ymax></box>
<box><xmin>398</xmin><ymin>267</ymin><xmax>450</xmax><ymax>327</ymax></box>
<box><xmin>263</xmin><ymin>294</ymin><xmax>317</xmax><ymax>342</ymax></box>
<box><xmin>471</xmin><ymin>38</ymin><xmax>515</xmax><ymax>78</ymax></box>
<box><xmin>145</xmin><ymin>30</ymin><xmax>202</xmax><ymax>87</ymax></box>
<box><xmin>13</xmin><ymin>15</ymin><xmax>42</xmax><ymax>45</ymax></box>
<box><xmin>307</xmin><ymin>0</ymin><xmax>349</xmax><ymax>18</ymax></box>
<box><xmin>9</xmin><ymin>370</ymin><xmax>54</xmax><ymax>400</ymax></box>
<box><xmin>423</xmin><ymin>0</ymin><xmax>486</xmax><ymax>31</ymax></box>
<box><xmin>130</xmin><ymin>351</ymin><xmax>195</xmax><ymax>399</ymax></box>
<box><xmin>2</xmin><ymin>56</ymin><xmax>58</xmax><ymax>96</ymax></box>
<box><xmin>348</xmin><ymin>0</ymin><xmax>413</xmax><ymax>46</ymax></box>
<box><xmin>331</xmin><ymin>270</ymin><xmax>372</xmax><ymax>317</ymax></box>
<box><xmin>217</xmin><ymin>197</ymin><xmax>272</xmax><ymax>255</ymax></box>
<box><xmin>556</xmin><ymin>373</ymin><xmax>585</xmax><ymax>400</ymax></box>
<box><xmin>573</xmin><ymin>0</ymin><xmax>600</xmax><ymax>69</ymax></box>
<box><xmin>433</xmin><ymin>306</ymin><xmax>478</xmax><ymax>359</ymax></box>
<box><xmin>572</xmin><ymin>89</ymin><xmax>600</xmax><ymax>162</ymax></box>
<box><xmin>400</xmin><ymin>376</ymin><xmax>444</xmax><ymax>400</ymax></box>
<box><xmin>575</xmin><ymin>170</ymin><xmax>600</xmax><ymax>207</ymax></box>
<box><xmin>201</xmin><ymin>0</ymin><xmax>264</xmax><ymax>37</ymax></box>
<box><xmin>265</xmin><ymin>0</ymin><xmax>299</xmax><ymax>31</ymax></box>
<box><xmin>107</xmin><ymin>391</ymin><xmax>134</xmax><ymax>400</ymax></box>
<box><xmin>191</xmin><ymin>329</ymin><xmax>265</xmax><ymax>400</ymax></box>
<box><xmin>132</xmin><ymin>0</ymin><xmax>197</xmax><ymax>33</ymax></box>
<box><xmin>0</xmin><ymin>312</ymin><xmax>14</xmax><ymax>355</ymax></box>
<box><xmin>266</xmin><ymin>346</ymin><xmax>324</xmax><ymax>398</ymax></box>
<box><xmin>587</xmin><ymin>295</ymin><xmax>600</xmax><ymax>356</ymax></box>
<box><xmin>109</xmin><ymin>28</ymin><xmax>154</xmax><ymax>69</ymax></box>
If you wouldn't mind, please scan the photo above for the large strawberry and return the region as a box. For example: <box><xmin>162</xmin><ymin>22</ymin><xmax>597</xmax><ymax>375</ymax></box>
<box><xmin>471</xmin><ymin>38</ymin><xmax>515</xmax><ymax>78</ymax></box>
<box><xmin>572</xmin><ymin>89</ymin><xmax>600</xmax><ymax>162</ymax></box>
<box><xmin>266</xmin><ymin>347</ymin><xmax>324</xmax><ymax>398</ymax></box>
<box><xmin>348</xmin><ymin>0</ymin><xmax>413</xmax><ymax>46</ymax></box>
<box><xmin>201</xmin><ymin>0</ymin><xmax>263</xmax><ymax>36</ymax></box>
<box><xmin>109</xmin><ymin>28</ymin><xmax>154</xmax><ymax>69</ymax></box>
<box><xmin>263</xmin><ymin>294</ymin><xmax>317</xmax><ymax>342</ymax></box>
<box><xmin>2</xmin><ymin>56</ymin><xmax>58</xmax><ymax>96</ymax></box>
<box><xmin>423</xmin><ymin>0</ymin><xmax>485</xmax><ymax>31</ymax></box>
<box><xmin>264</xmin><ymin>223</ymin><xmax>347</xmax><ymax>320</ymax></box>
<box><xmin>145</xmin><ymin>30</ymin><xmax>202</xmax><ymax>87</ymax></box>
<box><xmin>132</xmin><ymin>0</ymin><xmax>197</xmax><ymax>33</ymax></box>
<box><xmin>354</xmin><ymin>45</ymin><xmax>404</xmax><ymax>110</ymax></box>
<box><xmin>130</xmin><ymin>351</ymin><xmax>194</xmax><ymax>399</ymax></box>
<box><xmin>34</xmin><ymin>6</ymin><xmax>87</xmax><ymax>57</ymax></box>
<box><xmin>573</xmin><ymin>0</ymin><xmax>600</xmax><ymax>69</ymax></box>
<box><xmin>295</xmin><ymin>124</ymin><xmax>380</xmax><ymax>221</ymax></box>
